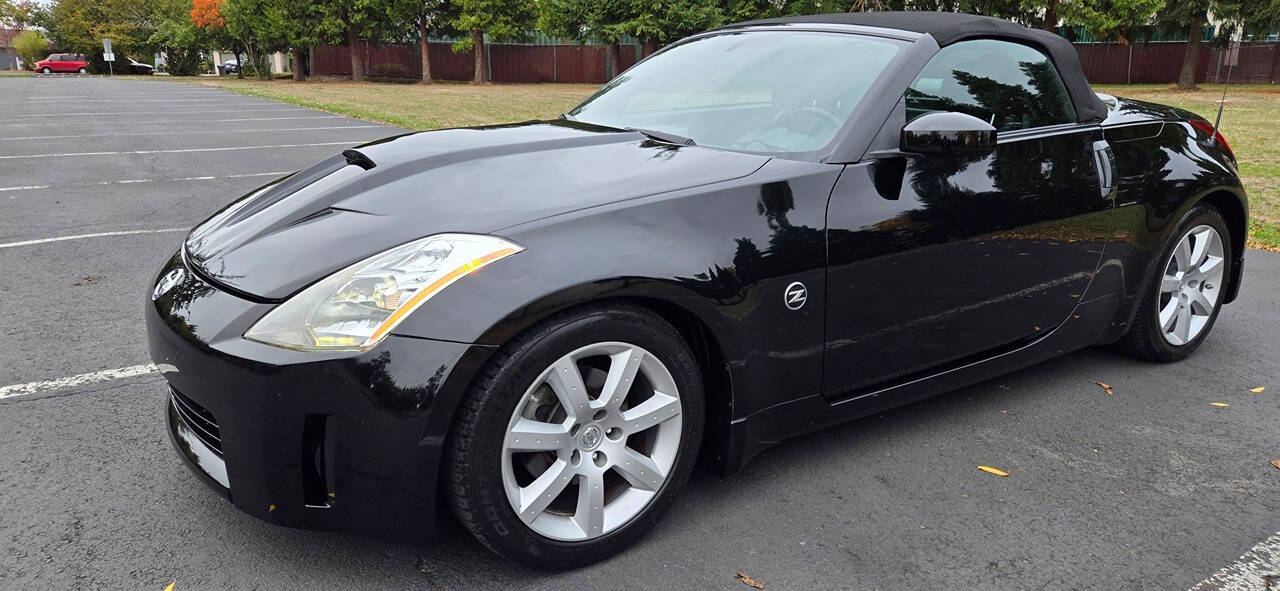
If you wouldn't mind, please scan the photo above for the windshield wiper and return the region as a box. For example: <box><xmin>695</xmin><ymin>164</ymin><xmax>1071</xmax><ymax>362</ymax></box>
<box><xmin>626</xmin><ymin>127</ymin><xmax>696</xmax><ymax>146</ymax></box>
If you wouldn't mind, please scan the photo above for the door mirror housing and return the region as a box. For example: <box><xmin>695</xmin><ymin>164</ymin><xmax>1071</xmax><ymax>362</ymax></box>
<box><xmin>901</xmin><ymin>112</ymin><xmax>997</xmax><ymax>155</ymax></box>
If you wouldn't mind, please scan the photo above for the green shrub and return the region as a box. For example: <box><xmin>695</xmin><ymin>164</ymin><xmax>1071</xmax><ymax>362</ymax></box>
<box><xmin>13</xmin><ymin>31</ymin><xmax>49</xmax><ymax>71</ymax></box>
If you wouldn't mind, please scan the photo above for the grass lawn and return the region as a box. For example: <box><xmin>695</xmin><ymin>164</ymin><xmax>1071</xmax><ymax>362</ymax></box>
<box><xmin>186</xmin><ymin>77</ymin><xmax>598</xmax><ymax>130</ymax></box>
<box><xmin>166</xmin><ymin>78</ymin><xmax>1278</xmax><ymax>250</ymax></box>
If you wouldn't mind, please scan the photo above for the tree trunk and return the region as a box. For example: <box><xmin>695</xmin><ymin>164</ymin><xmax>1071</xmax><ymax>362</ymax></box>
<box><xmin>642</xmin><ymin>38</ymin><xmax>658</xmax><ymax>58</ymax></box>
<box><xmin>607</xmin><ymin>41</ymin><xmax>621</xmax><ymax>79</ymax></box>
<box><xmin>244</xmin><ymin>45</ymin><xmax>260</xmax><ymax>80</ymax></box>
<box><xmin>291</xmin><ymin>47</ymin><xmax>305</xmax><ymax>81</ymax></box>
<box><xmin>347</xmin><ymin>26</ymin><xmax>363</xmax><ymax>82</ymax></box>
<box><xmin>1178</xmin><ymin>17</ymin><xmax>1204</xmax><ymax>90</ymax></box>
<box><xmin>1041</xmin><ymin>0</ymin><xmax>1057</xmax><ymax>31</ymax></box>
<box><xmin>472</xmin><ymin>29</ymin><xmax>486</xmax><ymax>84</ymax></box>
<box><xmin>419</xmin><ymin>20</ymin><xmax>432</xmax><ymax>84</ymax></box>
<box><xmin>235</xmin><ymin>48</ymin><xmax>243</xmax><ymax>79</ymax></box>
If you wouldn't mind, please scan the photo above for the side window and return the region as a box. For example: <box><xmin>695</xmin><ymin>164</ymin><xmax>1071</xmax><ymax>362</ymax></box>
<box><xmin>906</xmin><ymin>39</ymin><xmax>1075</xmax><ymax>132</ymax></box>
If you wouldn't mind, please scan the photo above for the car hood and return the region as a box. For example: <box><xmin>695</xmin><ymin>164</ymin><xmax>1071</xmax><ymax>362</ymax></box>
<box><xmin>184</xmin><ymin>120</ymin><xmax>770</xmax><ymax>300</ymax></box>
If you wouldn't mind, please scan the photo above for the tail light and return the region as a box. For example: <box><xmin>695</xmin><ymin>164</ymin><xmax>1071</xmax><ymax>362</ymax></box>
<box><xmin>1188</xmin><ymin>119</ymin><xmax>1234</xmax><ymax>159</ymax></box>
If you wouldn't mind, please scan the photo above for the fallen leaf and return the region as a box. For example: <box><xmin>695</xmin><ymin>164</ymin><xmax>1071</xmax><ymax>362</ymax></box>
<box><xmin>736</xmin><ymin>572</ymin><xmax>765</xmax><ymax>589</ymax></box>
<box><xmin>1271</xmin><ymin>459</ymin><xmax>1280</xmax><ymax>470</ymax></box>
<box><xmin>1209</xmin><ymin>402</ymin><xmax>1230</xmax><ymax>408</ymax></box>
<box><xmin>1251</xmin><ymin>386</ymin><xmax>1266</xmax><ymax>393</ymax></box>
<box><xmin>1095</xmin><ymin>382</ymin><xmax>1113</xmax><ymax>396</ymax></box>
<box><xmin>978</xmin><ymin>465</ymin><xmax>1009</xmax><ymax>477</ymax></box>
<box><xmin>163</xmin><ymin>582</ymin><xmax>175</xmax><ymax>591</ymax></box>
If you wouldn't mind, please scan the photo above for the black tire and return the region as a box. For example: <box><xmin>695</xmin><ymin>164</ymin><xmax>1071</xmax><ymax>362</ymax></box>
<box><xmin>1118</xmin><ymin>203</ymin><xmax>1232</xmax><ymax>362</ymax></box>
<box><xmin>445</xmin><ymin>303</ymin><xmax>704</xmax><ymax>568</ymax></box>
<box><xmin>77</xmin><ymin>67</ymin><xmax>86</xmax><ymax>74</ymax></box>
<box><xmin>40</xmin><ymin>67</ymin><xmax>50</xmax><ymax>74</ymax></box>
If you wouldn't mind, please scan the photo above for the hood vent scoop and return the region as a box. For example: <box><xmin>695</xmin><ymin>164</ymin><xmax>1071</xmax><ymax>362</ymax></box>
<box><xmin>343</xmin><ymin>149</ymin><xmax>377</xmax><ymax>170</ymax></box>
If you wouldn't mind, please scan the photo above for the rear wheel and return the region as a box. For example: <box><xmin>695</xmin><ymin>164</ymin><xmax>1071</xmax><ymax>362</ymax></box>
<box><xmin>446</xmin><ymin>304</ymin><xmax>703</xmax><ymax>568</ymax></box>
<box><xmin>77</xmin><ymin>67</ymin><xmax>87</xmax><ymax>74</ymax></box>
<box><xmin>1118</xmin><ymin>204</ymin><xmax>1232</xmax><ymax>361</ymax></box>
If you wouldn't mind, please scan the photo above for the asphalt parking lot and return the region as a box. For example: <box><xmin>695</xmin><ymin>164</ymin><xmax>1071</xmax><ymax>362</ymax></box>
<box><xmin>1</xmin><ymin>76</ymin><xmax>1278</xmax><ymax>590</ymax></box>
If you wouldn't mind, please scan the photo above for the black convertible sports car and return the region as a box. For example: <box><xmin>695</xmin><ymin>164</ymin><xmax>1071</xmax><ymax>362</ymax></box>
<box><xmin>148</xmin><ymin>12</ymin><xmax>1246</xmax><ymax>567</ymax></box>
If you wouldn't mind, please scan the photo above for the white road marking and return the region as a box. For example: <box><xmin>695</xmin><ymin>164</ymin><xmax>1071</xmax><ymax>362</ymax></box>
<box><xmin>0</xmin><ymin>228</ymin><xmax>186</xmax><ymax>249</ymax></box>
<box><xmin>0</xmin><ymin>185</ymin><xmax>51</xmax><ymax>192</ymax></box>
<box><xmin>1189</xmin><ymin>531</ymin><xmax>1280</xmax><ymax>591</ymax></box>
<box><xmin>25</xmin><ymin>98</ymin><xmax>238</xmax><ymax>103</ymax></box>
<box><xmin>2</xmin><ymin>124</ymin><xmax>382</xmax><ymax>141</ymax></box>
<box><xmin>8</xmin><ymin>108</ymin><xmax>310</xmax><ymax>119</ymax></box>
<box><xmin>0</xmin><ymin>141</ymin><xmax>357</xmax><ymax>160</ymax></box>
<box><xmin>0</xmin><ymin>171</ymin><xmax>290</xmax><ymax>195</ymax></box>
<box><xmin>0</xmin><ymin>115</ymin><xmax>343</xmax><ymax>128</ymax></box>
<box><xmin>0</xmin><ymin>364</ymin><xmax>158</xmax><ymax>401</ymax></box>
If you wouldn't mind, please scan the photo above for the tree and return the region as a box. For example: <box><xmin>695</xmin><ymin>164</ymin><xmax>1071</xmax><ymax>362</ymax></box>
<box><xmin>391</xmin><ymin>0</ymin><xmax>456</xmax><ymax>84</ymax></box>
<box><xmin>312</xmin><ymin>0</ymin><xmax>392</xmax><ymax>82</ymax></box>
<box><xmin>453</xmin><ymin>0</ymin><xmax>536</xmax><ymax>84</ymax></box>
<box><xmin>1</xmin><ymin>0</ymin><xmax>43</xmax><ymax>28</ymax></box>
<box><xmin>12</xmin><ymin>29</ymin><xmax>48</xmax><ymax>69</ymax></box>
<box><xmin>1037</xmin><ymin>0</ymin><xmax>1164</xmax><ymax>40</ymax></box>
<box><xmin>540</xmin><ymin>0</ymin><xmax>722</xmax><ymax>78</ymax></box>
<box><xmin>606</xmin><ymin>0</ymin><xmax>724</xmax><ymax>58</ymax></box>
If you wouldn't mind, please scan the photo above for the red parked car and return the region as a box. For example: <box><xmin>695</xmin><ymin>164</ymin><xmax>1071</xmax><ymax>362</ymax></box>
<box><xmin>34</xmin><ymin>54</ymin><xmax>89</xmax><ymax>74</ymax></box>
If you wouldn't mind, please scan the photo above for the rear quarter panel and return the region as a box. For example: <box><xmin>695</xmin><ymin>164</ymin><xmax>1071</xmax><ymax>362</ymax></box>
<box><xmin>1089</xmin><ymin>102</ymin><xmax>1245</xmax><ymax>339</ymax></box>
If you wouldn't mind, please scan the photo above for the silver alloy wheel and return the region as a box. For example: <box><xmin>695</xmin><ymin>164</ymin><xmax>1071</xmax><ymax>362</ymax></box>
<box><xmin>1158</xmin><ymin>224</ymin><xmax>1226</xmax><ymax>346</ymax></box>
<box><xmin>501</xmin><ymin>341</ymin><xmax>682</xmax><ymax>542</ymax></box>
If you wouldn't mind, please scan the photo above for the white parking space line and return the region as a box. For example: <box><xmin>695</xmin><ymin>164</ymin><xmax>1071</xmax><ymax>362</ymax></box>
<box><xmin>26</xmin><ymin>98</ymin><xmax>240</xmax><ymax>103</ymax></box>
<box><xmin>0</xmin><ymin>141</ymin><xmax>357</xmax><ymax>160</ymax></box>
<box><xmin>0</xmin><ymin>115</ymin><xmax>344</xmax><ymax>128</ymax></box>
<box><xmin>8</xmin><ymin>108</ymin><xmax>313</xmax><ymax>119</ymax></box>
<box><xmin>0</xmin><ymin>364</ymin><xmax>158</xmax><ymax>401</ymax></box>
<box><xmin>0</xmin><ymin>228</ymin><xmax>186</xmax><ymax>250</ymax></box>
<box><xmin>0</xmin><ymin>171</ymin><xmax>291</xmax><ymax>195</ymax></box>
<box><xmin>1189</xmin><ymin>531</ymin><xmax>1280</xmax><ymax>590</ymax></box>
<box><xmin>3</xmin><ymin>125</ymin><xmax>382</xmax><ymax>141</ymax></box>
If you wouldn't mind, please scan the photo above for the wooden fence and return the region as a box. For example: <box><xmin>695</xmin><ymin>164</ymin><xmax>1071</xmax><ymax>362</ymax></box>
<box><xmin>312</xmin><ymin>40</ymin><xmax>642</xmax><ymax>83</ymax></box>
<box><xmin>1075</xmin><ymin>42</ymin><xmax>1280</xmax><ymax>84</ymax></box>
<box><xmin>312</xmin><ymin>38</ymin><xmax>1280</xmax><ymax>85</ymax></box>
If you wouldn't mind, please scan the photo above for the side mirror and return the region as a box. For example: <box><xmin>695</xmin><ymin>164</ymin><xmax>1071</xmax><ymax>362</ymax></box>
<box><xmin>901</xmin><ymin>111</ymin><xmax>997</xmax><ymax>155</ymax></box>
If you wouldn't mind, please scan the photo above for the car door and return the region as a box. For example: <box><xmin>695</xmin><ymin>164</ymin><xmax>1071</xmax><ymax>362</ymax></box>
<box><xmin>823</xmin><ymin>39</ymin><xmax>1114</xmax><ymax>396</ymax></box>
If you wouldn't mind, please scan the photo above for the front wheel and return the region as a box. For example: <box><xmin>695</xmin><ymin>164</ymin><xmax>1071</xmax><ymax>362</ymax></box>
<box><xmin>77</xmin><ymin>67</ymin><xmax>87</xmax><ymax>74</ymax></box>
<box><xmin>1118</xmin><ymin>203</ymin><xmax>1232</xmax><ymax>361</ymax></box>
<box><xmin>446</xmin><ymin>304</ymin><xmax>704</xmax><ymax>568</ymax></box>
<box><xmin>40</xmin><ymin>67</ymin><xmax>51</xmax><ymax>74</ymax></box>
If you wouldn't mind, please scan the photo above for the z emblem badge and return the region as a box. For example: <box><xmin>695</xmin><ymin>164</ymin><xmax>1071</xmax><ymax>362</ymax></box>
<box><xmin>784</xmin><ymin>281</ymin><xmax>807</xmax><ymax>311</ymax></box>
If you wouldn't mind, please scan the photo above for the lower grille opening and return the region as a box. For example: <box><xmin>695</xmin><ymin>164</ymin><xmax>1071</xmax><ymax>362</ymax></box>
<box><xmin>301</xmin><ymin>414</ymin><xmax>335</xmax><ymax>508</ymax></box>
<box><xmin>170</xmin><ymin>387</ymin><xmax>222</xmax><ymax>455</ymax></box>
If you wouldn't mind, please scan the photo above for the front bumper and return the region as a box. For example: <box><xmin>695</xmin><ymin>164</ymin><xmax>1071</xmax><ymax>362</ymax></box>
<box><xmin>147</xmin><ymin>253</ymin><xmax>494</xmax><ymax>542</ymax></box>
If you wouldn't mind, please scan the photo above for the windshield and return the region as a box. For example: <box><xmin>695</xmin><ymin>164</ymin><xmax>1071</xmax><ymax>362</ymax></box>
<box><xmin>568</xmin><ymin>31</ymin><xmax>904</xmax><ymax>155</ymax></box>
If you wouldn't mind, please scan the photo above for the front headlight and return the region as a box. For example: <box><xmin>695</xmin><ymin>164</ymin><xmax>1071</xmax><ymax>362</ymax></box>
<box><xmin>244</xmin><ymin>233</ymin><xmax>523</xmax><ymax>351</ymax></box>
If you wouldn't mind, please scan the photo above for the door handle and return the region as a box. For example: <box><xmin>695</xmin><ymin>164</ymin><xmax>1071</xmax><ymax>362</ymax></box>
<box><xmin>1092</xmin><ymin>140</ymin><xmax>1115</xmax><ymax>198</ymax></box>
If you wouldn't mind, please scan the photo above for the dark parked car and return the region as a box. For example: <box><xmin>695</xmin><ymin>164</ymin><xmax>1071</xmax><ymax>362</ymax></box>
<box><xmin>34</xmin><ymin>53</ymin><xmax>88</xmax><ymax>74</ymax></box>
<box><xmin>218</xmin><ymin>59</ymin><xmax>241</xmax><ymax>75</ymax></box>
<box><xmin>148</xmin><ymin>12</ymin><xmax>1245</xmax><ymax>568</ymax></box>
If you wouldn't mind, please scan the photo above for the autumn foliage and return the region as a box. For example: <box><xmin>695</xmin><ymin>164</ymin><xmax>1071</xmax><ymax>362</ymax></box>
<box><xmin>191</xmin><ymin>0</ymin><xmax>224</xmax><ymax>28</ymax></box>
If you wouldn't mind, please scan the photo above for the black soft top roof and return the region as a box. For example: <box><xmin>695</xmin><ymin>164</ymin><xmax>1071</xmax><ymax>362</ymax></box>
<box><xmin>720</xmin><ymin>11</ymin><xmax>1108</xmax><ymax>123</ymax></box>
